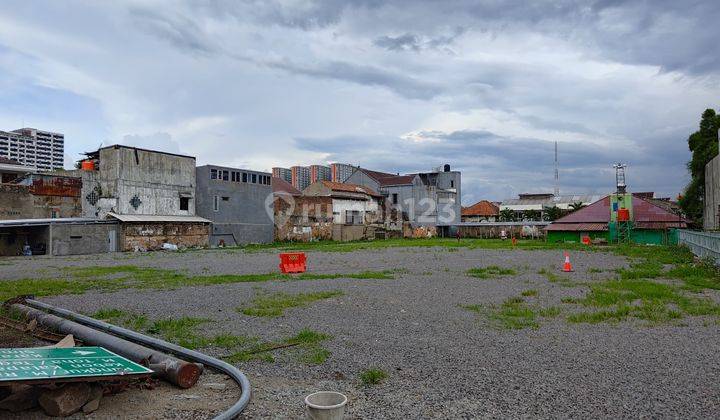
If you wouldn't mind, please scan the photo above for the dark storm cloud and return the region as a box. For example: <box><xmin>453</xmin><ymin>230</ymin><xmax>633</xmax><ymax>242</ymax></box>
<box><xmin>263</xmin><ymin>59</ymin><xmax>442</xmax><ymax>99</ymax></box>
<box><xmin>294</xmin><ymin>128</ymin><xmax>687</xmax><ymax>203</ymax></box>
<box><xmin>373</xmin><ymin>27</ymin><xmax>466</xmax><ymax>52</ymax></box>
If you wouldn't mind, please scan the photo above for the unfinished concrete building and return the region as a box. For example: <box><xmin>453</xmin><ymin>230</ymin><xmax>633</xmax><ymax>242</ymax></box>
<box><xmin>196</xmin><ymin>165</ymin><xmax>274</xmax><ymax>246</ymax></box>
<box><xmin>0</xmin><ymin>173</ymin><xmax>82</xmax><ymax>220</ymax></box>
<box><xmin>77</xmin><ymin>145</ymin><xmax>209</xmax><ymax>251</ymax></box>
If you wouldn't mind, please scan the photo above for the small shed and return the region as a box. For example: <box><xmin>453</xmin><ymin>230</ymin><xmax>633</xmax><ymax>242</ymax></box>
<box><xmin>106</xmin><ymin>213</ymin><xmax>211</xmax><ymax>251</ymax></box>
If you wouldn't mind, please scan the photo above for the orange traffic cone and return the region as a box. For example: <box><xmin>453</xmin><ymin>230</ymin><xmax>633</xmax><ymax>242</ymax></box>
<box><xmin>562</xmin><ymin>252</ymin><xmax>574</xmax><ymax>272</ymax></box>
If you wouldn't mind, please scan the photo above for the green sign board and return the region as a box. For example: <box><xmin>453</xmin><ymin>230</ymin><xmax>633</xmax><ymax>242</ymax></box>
<box><xmin>0</xmin><ymin>347</ymin><xmax>153</xmax><ymax>382</ymax></box>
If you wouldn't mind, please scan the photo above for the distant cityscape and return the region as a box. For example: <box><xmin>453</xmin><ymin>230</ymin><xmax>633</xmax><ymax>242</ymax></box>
<box><xmin>273</xmin><ymin>163</ymin><xmax>356</xmax><ymax>190</ymax></box>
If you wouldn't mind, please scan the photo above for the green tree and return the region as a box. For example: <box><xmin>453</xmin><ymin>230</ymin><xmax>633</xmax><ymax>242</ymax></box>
<box><xmin>522</xmin><ymin>209</ymin><xmax>542</xmax><ymax>221</ymax></box>
<box><xmin>568</xmin><ymin>202</ymin><xmax>585</xmax><ymax>212</ymax></box>
<box><xmin>499</xmin><ymin>208</ymin><xmax>516</xmax><ymax>222</ymax></box>
<box><xmin>679</xmin><ymin>109</ymin><xmax>720</xmax><ymax>224</ymax></box>
<box><xmin>543</xmin><ymin>205</ymin><xmax>564</xmax><ymax>221</ymax></box>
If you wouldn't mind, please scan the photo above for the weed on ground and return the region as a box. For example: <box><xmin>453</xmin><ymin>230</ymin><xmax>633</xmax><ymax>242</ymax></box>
<box><xmin>567</xmin><ymin>245</ymin><xmax>720</xmax><ymax>325</ymax></box>
<box><xmin>239</xmin><ymin>290</ymin><xmax>343</xmax><ymax>317</ymax></box>
<box><xmin>89</xmin><ymin>307</ymin><xmax>332</xmax><ymax>365</ymax></box>
<box><xmin>359</xmin><ymin>368</ymin><xmax>388</xmax><ymax>386</ymax></box>
<box><xmin>467</xmin><ymin>266</ymin><xmax>517</xmax><ymax>279</ymax></box>
<box><xmin>0</xmin><ymin>267</ymin><xmax>393</xmax><ymax>302</ymax></box>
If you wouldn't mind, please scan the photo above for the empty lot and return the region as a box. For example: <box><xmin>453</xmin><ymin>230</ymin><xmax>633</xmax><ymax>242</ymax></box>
<box><xmin>2</xmin><ymin>240</ymin><xmax>719</xmax><ymax>418</ymax></box>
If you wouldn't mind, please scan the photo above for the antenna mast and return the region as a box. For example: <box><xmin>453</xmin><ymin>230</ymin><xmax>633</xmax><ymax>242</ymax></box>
<box><xmin>554</xmin><ymin>141</ymin><xmax>559</xmax><ymax>196</ymax></box>
<box><xmin>613</xmin><ymin>163</ymin><xmax>627</xmax><ymax>194</ymax></box>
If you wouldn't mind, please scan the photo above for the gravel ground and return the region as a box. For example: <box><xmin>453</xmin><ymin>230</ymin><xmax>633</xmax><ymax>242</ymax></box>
<box><xmin>2</xmin><ymin>247</ymin><xmax>719</xmax><ymax>418</ymax></box>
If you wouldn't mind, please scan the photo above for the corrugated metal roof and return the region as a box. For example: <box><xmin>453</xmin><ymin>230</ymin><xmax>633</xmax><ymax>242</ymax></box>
<box><xmin>320</xmin><ymin>181</ymin><xmax>381</xmax><ymax>197</ymax></box>
<box><xmin>545</xmin><ymin>223</ymin><xmax>608</xmax><ymax>231</ymax></box>
<box><xmin>634</xmin><ymin>221</ymin><xmax>687</xmax><ymax>229</ymax></box>
<box><xmin>0</xmin><ymin>217</ymin><xmax>116</xmax><ymax>227</ymax></box>
<box><xmin>553</xmin><ymin>196</ymin><xmax>611</xmax><ymax>223</ymax></box>
<box><xmin>106</xmin><ymin>213</ymin><xmax>211</xmax><ymax>223</ymax></box>
<box><xmin>272</xmin><ymin>177</ymin><xmax>301</xmax><ymax>196</ymax></box>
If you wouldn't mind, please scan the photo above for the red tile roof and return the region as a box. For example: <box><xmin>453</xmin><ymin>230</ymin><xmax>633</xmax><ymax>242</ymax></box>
<box><xmin>378</xmin><ymin>174</ymin><xmax>415</xmax><ymax>186</ymax></box>
<box><xmin>356</xmin><ymin>168</ymin><xmax>415</xmax><ymax>186</ymax></box>
<box><xmin>320</xmin><ymin>180</ymin><xmax>381</xmax><ymax>197</ymax></box>
<box><xmin>462</xmin><ymin>200</ymin><xmax>499</xmax><ymax>217</ymax></box>
<box><xmin>272</xmin><ymin>177</ymin><xmax>301</xmax><ymax>196</ymax></box>
<box><xmin>548</xmin><ymin>195</ymin><xmax>689</xmax><ymax>230</ymax></box>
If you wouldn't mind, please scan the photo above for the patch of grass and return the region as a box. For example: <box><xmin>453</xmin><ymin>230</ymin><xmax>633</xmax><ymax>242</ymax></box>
<box><xmin>239</xmin><ymin>290</ymin><xmax>343</xmax><ymax>317</ymax></box>
<box><xmin>359</xmin><ymin>368</ymin><xmax>388</xmax><ymax>386</ymax></box>
<box><xmin>521</xmin><ymin>289</ymin><xmax>538</xmax><ymax>297</ymax></box>
<box><xmin>148</xmin><ymin>317</ymin><xmax>212</xmax><ymax>349</ymax></box>
<box><xmin>538</xmin><ymin>306</ymin><xmax>562</xmax><ymax>317</ymax></box>
<box><xmin>489</xmin><ymin>297</ymin><xmax>539</xmax><ymax>329</ymax></box>
<box><xmin>227</xmin><ymin>329</ymin><xmax>332</xmax><ymax>365</ymax></box>
<box><xmin>241</xmin><ymin>238</ymin><xmax>592</xmax><ymax>253</ymax></box>
<box><xmin>561</xmin><ymin>297</ymin><xmax>580</xmax><ymax>304</ymax></box>
<box><xmin>538</xmin><ymin>268</ymin><xmax>580</xmax><ymax>287</ymax></box>
<box><xmin>588</xmin><ymin>268</ymin><xmax>603</xmax><ymax>273</ymax></box>
<box><xmin>299</xmin><ymin>347</ymin><xmax>331</xmax><ymax>365</ymax></box>
<box><xmin>90</xmin><ymin>308</ymin><xmax>148</xmax><ymax>331</ymax></box>
<box><xmin>467</xmin><ymin>266</ymin><xmax>517</xmax><ymax>279</ymax></box>
<box><xmin>570</xmin><ymin>276</ymin><xmax>720</xmax><ymax>325</ymax></box>
<box><xmin>0</xmin><ymin>266</ymin><xmax>392</xmax><ymax>302</ymax></box>
<box><xmin>666</xmin><ymin>262</ymin><xmax>720</xmax><ymax>292</ymax></box>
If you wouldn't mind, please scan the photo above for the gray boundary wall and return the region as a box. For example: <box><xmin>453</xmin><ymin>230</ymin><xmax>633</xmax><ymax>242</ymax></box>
<box><xmin>678</xmin><ymin>230</ymin><xmax>720</xmax><ymax>265</ymax></box>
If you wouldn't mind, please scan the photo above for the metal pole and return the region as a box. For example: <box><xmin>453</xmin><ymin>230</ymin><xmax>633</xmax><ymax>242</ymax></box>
<box><xmin>9</xmin><ymin>302</ymin><xmax>202</xmax><ymax>388</ymax></box>
<box><xmin>17</xmin><ymin>298</ymin><xmax>252</xmax><ymax>419</ymax></box>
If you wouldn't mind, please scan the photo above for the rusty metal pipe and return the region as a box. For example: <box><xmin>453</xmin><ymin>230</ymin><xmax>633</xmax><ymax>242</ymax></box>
<box><xmin>9</xmin><ymin>303</ymin><xmax>202</xmax><ymax>389</ymax></box>
<box><xmin>18</xmin><ymin>298</ymin><xmax>252</xmax><ymax>419</ymax></box>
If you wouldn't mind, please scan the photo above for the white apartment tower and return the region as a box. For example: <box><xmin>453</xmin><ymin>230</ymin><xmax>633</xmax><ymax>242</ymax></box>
<box><xmin>0</xmin><ymin>128</ymin><xmax>65</xmax><ymax>171</ymax></box>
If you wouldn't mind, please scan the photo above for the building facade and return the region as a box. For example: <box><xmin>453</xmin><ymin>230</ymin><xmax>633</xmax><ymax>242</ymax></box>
<box><xmin>705</xmin><ymin>154</ymin><xmax>720</xmax><ymax>230</ymax></box>
<box><xmin>76</xmin><ymin>145</ymin><xmax>209</xmax><ymax>251</ymax></box>
<box><xmin>272</xmin><ymin>167</ymin><xmax>292</xmax><ymax>183</ymax></box>
<box><xmin>0</xmin><ymin>128</ymin><xmax>65</xmax><ymax>171</ymax></box>
<box><xmin>291</xmin><ymin>166</ymin><xmax>311</xmax><ymax>191</ymax></box>
<box><xmin>0</xmin><ymin>173</ymin><xmax>82</xmax><ymax>220</ymax></box>
<box><xmin>330</xmin><ymin>163</ymin><xmax>355</xmax><ymax>183</ymax></box>
<box><xmin>345</xmin><ymin>165</ymin><xmax>461</xmax><ymax>227</ymax></box>
<box><xmin>196</xmin><ymin>165</ymin><xmax>274</xmax><ymax>246</ymax></box>
<box><xmin>309</xmin><ymin>165</ymin><xmax>331</xmax><ymax>183</ymax></box>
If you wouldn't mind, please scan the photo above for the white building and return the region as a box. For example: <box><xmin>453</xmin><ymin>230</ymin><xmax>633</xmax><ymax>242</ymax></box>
<box><xmin>0</xmin><ymin>128</ymin><xmax>65</xmax><ymax>171</ymax></box>
<box><xmin>303</xmin><ymin>180</ymin><xmax>382</xmax><ymax>225</ymax></box>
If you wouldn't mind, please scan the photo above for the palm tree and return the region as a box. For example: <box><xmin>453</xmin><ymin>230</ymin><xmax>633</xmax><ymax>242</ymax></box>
<box><xmin>543</xmin><ymin>205</ymin><xmax>564</xmax><ymax>221</ymax></box>
<box><xmin>568</xmin><ymin>202</ymin><xmax>585</xmax><ymax>212</ymax></box>
<box><xmin>523</xmin><ymin>209</ymin><xmax>542</xmax><ymax>221</ymax></box>
<box><xmin>499</xmin><ymin>208</ymin><xmax>516</xmax><ymax>222</ymax></box>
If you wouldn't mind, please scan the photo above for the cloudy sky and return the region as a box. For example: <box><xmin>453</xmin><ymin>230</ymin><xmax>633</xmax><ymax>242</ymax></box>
<box><xmin>1</xmin><ymin>0</ymin><xmax>718</xmax><ymax>204</ymax></box>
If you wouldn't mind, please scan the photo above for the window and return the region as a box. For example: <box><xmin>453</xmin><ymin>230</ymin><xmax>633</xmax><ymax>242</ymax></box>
<box><xmin>231</xmin><ymin>172</ymin><xmax>236</xmax><ymax>182</ymax></box>
<box><xmin>213</xmin><ymin>196</ymin><xmax>219</xmax><ymax>212</ymax></box>
<box><xmin>180</xmin><ymin>197</ymin><xmax>190</xmax><ymax>211</ymax></box>
<box><xmin>222</xmin><ymin>196</ymin><xmax>229</xmax><ymax>201</ymax></box>
<box><xmin>251</xmin><ymin>174</ymin><xmax>257</xmax><ymax>183</ymax></box>
<box><xmin>242</xmin><ymin>173</ymin><xmax>248</xmax><ymax>182</ymax></box>
<box><xmin>210</xmin><ymin>169</ymin><xmax>218</xmax><ymax>180</ymax></box>
<box><xmin>392</xmin><ymin>193</ymin><xmax>398</xmax><ymax>205</ymax></box>
<box><xmin>51</xmin><ymin>209</ymin><xmax>60</xmax><ymax>218</ymax></box>
<box><xmin>450</xmin><ymin>180</ymin><xmax>454</xmax><ymax>188</ymax></box>
<box><xmin>222</xmin><ymin>170</ymin><xmax>229</xmax><ymax>181</ymax></box>
<box><xmin>345</xmin><ymin>210</ymin><xmax>362</xmax><ymax>225</ymax></box>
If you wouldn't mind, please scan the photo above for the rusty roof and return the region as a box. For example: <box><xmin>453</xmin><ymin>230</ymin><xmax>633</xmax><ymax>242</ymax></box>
<box><xmin>272</xmin><ymin>177</ymin><xmax>301</xmax><ymax>196</ymax></box>
<box><xmin>462</xmin><ymin>200</ymin><xmax>499</xmax><ymax>217</ymax></box>
<box><xmin>378</xmin><ymin>174</ymin><xmax>415</xmax><ymax>186</ymax></box>
<box><xmin>549</xmin><ymin>194</ymin><xmax>689</xmax><ymax>230</ymax></box>
<box><xmin>320</xmin><ymin>181</ymin><xmax>381</xmax><ymax>197</ymax></box>
<box><xmin>545</xmin><ymin>222</ymin><xmax>608</xmax><ymax>231</ymax></box>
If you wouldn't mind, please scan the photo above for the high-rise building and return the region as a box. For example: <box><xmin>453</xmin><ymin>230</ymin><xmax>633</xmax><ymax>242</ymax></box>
<box><xmin>272</xmin><ymin>167</ymin><xmax>292</xmax><ymax>183</ymax></box>
<box><xmin>291</xmin><ymin>166</ymin><xmax>311</xmax><ymax>191</ymax></box>
<box><xmin>331</xmin><ymin>163</ymin><xmax>355</xmax><ymax>183</ymax></box>
<box><xmin>309</xmin><ymin>165</ymin><xmax>331</xmax><ymax>183</ymax></box>
<box><xmin>0</xmin><ymin>128</ymin><xmax>65</xmax><ymax>171</ymax></box>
